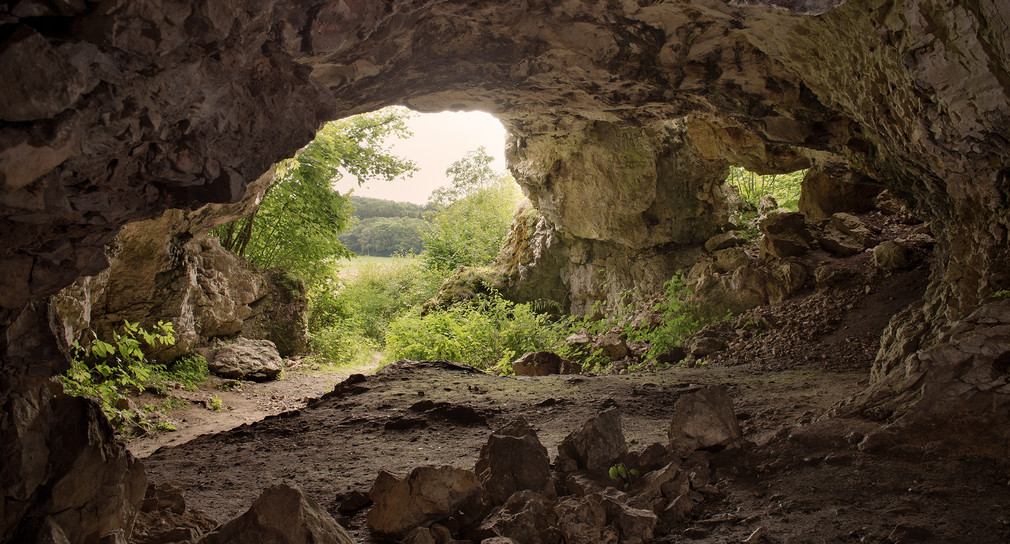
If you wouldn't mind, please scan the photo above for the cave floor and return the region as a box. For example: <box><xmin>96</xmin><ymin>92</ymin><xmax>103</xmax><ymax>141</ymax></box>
<box><xmin>138</xmin><ymin>359</ymin><xmax>1010</xmax><ymax>543</ymax></box>
<box><xmin>136</xmin><ymin>258</ymin><xmax>1010</xmax><ymax>543</ymax></box>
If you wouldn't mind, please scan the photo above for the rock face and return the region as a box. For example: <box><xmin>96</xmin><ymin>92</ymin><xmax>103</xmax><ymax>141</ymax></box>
<box><xmin>200</xmin><ymin>484</ymin><xmax>354</xmax><ymax>544</ymax></box>
<box><xmin>50</xmin><ymin>205</ymin><xmax>308</xmax><ymax>360</ymax></box>
<box><xmin>2</xmin><ymin>0</ymin><xmax>1010</xmax><ymax>541</ymax></box>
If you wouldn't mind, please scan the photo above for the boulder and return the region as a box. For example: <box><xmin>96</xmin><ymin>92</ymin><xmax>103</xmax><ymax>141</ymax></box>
<box><xmin>512</xmin><ymin>351</ymin><xmax>562</xmax><ymax>376</ymax></box>
<box><xmin>668</xmin><ymin>386</ymin><xmax>744</xmax><ymax>453</ymax></box>
<box><xmin>199</xmin><ymin>484</ymin><xmax>353</xmax><ymax>544</ymax></box>
<box><xmin>477</xmin><ymin>490</ymin><xmax>561</xmax><ymax>544</ymax></box>
<box><xmin>829</xmin><ymin>213</ymin><xmax>879</xmax><ymax>247</ymax></box>
<box><xmin>758</xmin><ymin>212</ymin><xmax>816</xmax><ymax>259</ymax></box>
<box><xmin>686</xmin><ymin>334</ymin><xmax>726</xmax><ymax>357</ymax></box>
<box><xmin>713</xmin><ymin>247</ymin><xmax>750</xmax><ymax>272</ymax></box>
<box><xmin>557</xmin><ymin>408</ymin><xmax>628</xmax><ymax>472</ymax></box>
<box><xmin>475</xmin><ymin>418</ymin><xmax>555</xmax><ymax>505</ymax></box>
<box><xmin>554</xmin><ymin>494</ymin><xmax>617</xmax><ymax>544</ymax></box>
<box><xmin>757</xmin><ymin>195</ymin><xmax>779</xmax><ymax>215</ymax></box>
<box><xmin>367</xmin><ymin>466</ymin><xmax>482</xmax><ymax>538</ymax></box>
<box><xmin>797</xmin><ymin>169</ymin><xmax>882</xmax><ymax>222</ymax></box>
<box><xmin>140</xmin><ymin>481</ymin><xmax>186</xmax><ymax>514</ymax></box>
<box><xmin>209</xmin><ymin>338</ymin><xmax>283</xmax><ymax>381</ymax></box>
<box><xmin>593</xmin><ymin>332</ymin><xmax>629</xmax><ymax>361</ymax></box>
<box><xmin>703</xmin><ymin>232</ymin><xmax>744</xmax><ymax>253</ymax></box>
<box><xmin>873</xmin><ymin>241</ymin><xmax>910</xmax><ymax>270</ymax></box>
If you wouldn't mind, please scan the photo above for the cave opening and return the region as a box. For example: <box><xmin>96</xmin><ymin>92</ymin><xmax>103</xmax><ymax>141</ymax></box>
<box><xmin>3</xmin><ymin>0</ymin><xmax>1010</xmax><ymax>542</ymax></box>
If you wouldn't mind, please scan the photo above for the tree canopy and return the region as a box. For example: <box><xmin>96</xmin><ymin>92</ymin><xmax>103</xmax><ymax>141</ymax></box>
<box><xmin>214</xmin><ymin>108</ymin><xmax>417</xmax><ymax>279</ymax></box>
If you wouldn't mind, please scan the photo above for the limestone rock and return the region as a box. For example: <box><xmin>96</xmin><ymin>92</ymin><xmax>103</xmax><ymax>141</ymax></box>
<box><xmin>757</xmin><ymin>195</ymin><xmax>779</xmax><ymax>216</ymax></box>
<box><xmin>141</xmin><ymin>480</ymin><xmax>186</xmax><ymax>514</ymax></box>
<box><xmin>554</xmin><ymin>494</ymin><xmax>617</xmax><ymax>544</ymax></box>
<box><xmin>873</xmin><ymin>241</ymin><xmax>910</xmax><ymax>270</ymax></box>
<box><xmin>594</xmin><ymin>332</ymin><xmax>629</xmax><ymax>361</ymax></box>
<box><xmin>557</xmin><ymin>408</ymin><xmax>628</xmax><ymax>472</ymax></box>
<box><xmin>829</xmin><ymin>213</ymin><xmax>878</xmax><ymax>248</ymax></box>
<box><xmin>713</xmin><ymin>247</ymin><xmax>750</xmax><ymax>272</ymax></box>
<box><xmin>199</xmin><ymin>484</ymin><xmax>353</xmax><ymax>544</ymax></box>
<box><xmin>704</xmin><ymin>232</ymin><xmax>745</xmax><ymax>253</ymax></box>
<box><xmin>475</xmin><ymin>418</ymin><xmax>555</xmax><ymax>505</ymax></box>
<box><xmin>367</xmin><ymin>466</ymin><xmax>482</xmax><ymax>538</ymax></box>
<box><xmin>668</xmin><ymin>386</ymin><xmax>744</xmax><ymax>453</ymax></box>
<box><xmin>478</xmin><ymin>490</ymin><xmax>561</xmax><ymax>544</ymax></box>
<box><xmin>759</xmin><ymin>212</ymin><xmax>816</xmax><ymax>259</ymax></box>
<box><xmin>512</xmin><ymin>351</ymin><xmax>564</xmax><ymax>377</ymax></box>
<box><xmin>798</xmin><ymin>169</ymin><xmax>881</xmax><ymax>222</ymax></box>
<box><xmin>209</xmin><ymin>338</ymin><xmax>283</xmax><ymax>381</ymax></box>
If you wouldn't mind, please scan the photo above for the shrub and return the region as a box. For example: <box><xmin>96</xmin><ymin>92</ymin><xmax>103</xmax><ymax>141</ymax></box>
<box><xmin>726</xmin><ymin>167</ymin><xmax>805</xmax><ymax>211</ymax></box>
<box><xmin>61</xmin><ymin>320</ymin><xmax>176</xmax><ymax>434</ymax></box>
<box><xmin>385</xmin><ymin>293</ymin><xmax>570</xmax><ymax>373</ymax></box>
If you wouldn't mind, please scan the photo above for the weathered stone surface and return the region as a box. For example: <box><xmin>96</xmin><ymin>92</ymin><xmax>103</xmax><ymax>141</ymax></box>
<box><xmin>594</xmin><ymin>332</ymin><xmax>630</xmax><ymax>361</ymax></box>
<box><xmin>557</xmin><ymin>408</ymin><xmax>628</xmax><ymax>472</ymax></box>
<box><xmin>141</xmin><ymin>480</ymin><xmax>186</xmax><ymax>515</ymax></box>
<box><xmin>478</xmin><ymin>490</ymin><xmax>561</xmax><ymax>544</ymax></box>
<box><xmin>209</xmin><ymin>338</ymin><xmax>283</xmax><ymax>381</ymax></box>
<box><xmin>668</xmin><ymin>386</ymin><xmax>744</xmax><ymax>453</ymax></box>
<box><xmin>798</xmin><ymin>169</ymin><xmax>882</xmax><ymax>222</ymax></box>
<box><xmin>367</xmin><ymin>466</ymin><xmax>482</xmax><ymax>538</ymax></box>
<box><xmin>704</xmin><ymin>232</ymin><xmax>745</xmax><ymax>254</ymax></box>
<box><xmin>512</xmin><ymin>351</ymin><xmax>562</xmax><ymax>377</ymax></box>
<box><xmin>759</xmin><ymin>212</ymin><xmax>816</xmax><ymax>259</ymax></box>
<box><xmin>1</xmin><ymin>390</ymin><xmax>147</xmax><ymax>544</ymax></box>
<box><xmin>713</xmin><ymin>247</ymin><xmax>750</xmax><ymax>273</ymax></box>
<box><xmin>555</xmin><ymin>491</ymin><xmax>657</xmax><ymax>544</ymax></box>
<box><xmin>199</xmin><ymin>484</ymin><xmax>353</xmax><ymax>544</ymax></box>
<box><xmin>475</xmin><ymin>418</ymin><xmax>555</xmax><ymax>505</ymax></box>
<box><xmin>873</xmin><ymin>241</ymin><xmax>910</xmax><ymax>271</ymax></box>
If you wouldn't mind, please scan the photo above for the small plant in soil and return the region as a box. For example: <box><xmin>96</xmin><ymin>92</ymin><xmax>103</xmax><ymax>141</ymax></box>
<box><xmin>609</xmin><ymin>463</ymin><xmax>641</xmax><ymax>490</ymax></box>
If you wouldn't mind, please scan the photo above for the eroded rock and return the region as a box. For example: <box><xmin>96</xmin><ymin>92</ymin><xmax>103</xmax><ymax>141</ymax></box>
<box><xmin>367</xmin><ymin>466</ymin><xmax>482</xmax><ymax>538</ymax></box>
<box><xmin>668</xmin><ymin>386</ymin><xmax>744</xmax><ymax>454</ymax></box>
<box><xmin>209</xmin><ymin>338</ymin><xmax>283</xmax><ymax>381</ymax></box>
<box><xmin>475</xmin><ymin>419</ymin><xmax>555</xmax><ymax>505</ymax></box>
<box><xmin>557</xmin><ymin>408</ymin><xmax>628</xmax><ymax>472</ymax></box>
<box><xmin>199</xmin><ymin>484</ymin><xmax>353</xmax><ymax>544</ymax></box>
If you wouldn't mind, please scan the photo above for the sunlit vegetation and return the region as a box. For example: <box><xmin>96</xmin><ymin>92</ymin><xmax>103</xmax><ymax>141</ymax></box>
<box><xmin>725</xmin><ymin>166</ymin><xmax>806</xmax><ymax>211</ymax></box>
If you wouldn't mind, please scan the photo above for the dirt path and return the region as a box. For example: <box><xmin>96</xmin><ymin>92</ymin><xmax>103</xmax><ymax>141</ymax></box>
<box><xmin>127</xmin><ymin>361</ymin><xmax>378</xmax><ymax>458</ymax></box>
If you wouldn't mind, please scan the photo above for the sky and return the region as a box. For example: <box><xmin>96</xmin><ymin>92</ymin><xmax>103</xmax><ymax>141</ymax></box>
<box><xmin>332</xmin><ymin>110</ymin><xmax>508</xmax><ymax>205</ymax></box>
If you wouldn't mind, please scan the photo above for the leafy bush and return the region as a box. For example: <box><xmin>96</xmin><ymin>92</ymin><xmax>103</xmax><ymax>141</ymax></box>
<box><xmin>307</xmin><ymin>257</ymin><xmax>441</xmax><ymax>366</ymax></box>
<box><xmin>628</xmin><ymin>273</ymin><xmax>720</xmax><ymax>363</ymax></box>
<box><xmin>159</xmin><ymin>354</ymin><xmax>209</xmax><ymax>392</ymax></box>
<box><xmin>61</xmin><ymin>320</ymin><xmax>176</xmax><ymax>434</ymax></box>
<box><xmin>385</xmin><ymin>293</ymin><xmax>570</xmax><ymax>373</ymax></box>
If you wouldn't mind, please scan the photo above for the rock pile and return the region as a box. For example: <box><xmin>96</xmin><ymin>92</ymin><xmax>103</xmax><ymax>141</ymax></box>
<box><xmin>364</xmin><ymin>386</ymin><xmax>747</xmax><ymax>544</ymax></box>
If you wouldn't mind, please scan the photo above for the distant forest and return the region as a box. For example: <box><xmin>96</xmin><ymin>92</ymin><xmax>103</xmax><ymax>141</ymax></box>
<box><xmin>339</xmin><ymin>196</ymin><xmax>438</xmax><ymax>256</ymax></box>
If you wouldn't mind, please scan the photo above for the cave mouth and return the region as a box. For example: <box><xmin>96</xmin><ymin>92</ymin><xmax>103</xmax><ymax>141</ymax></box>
<box><xmin>4</xmin><ymin>0</ymin><xmax>1010</xmax><ymax>542</ymax></box>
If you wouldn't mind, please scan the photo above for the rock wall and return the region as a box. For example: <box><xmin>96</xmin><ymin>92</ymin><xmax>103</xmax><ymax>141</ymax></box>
<box><xmin>2</xmin><ymin>0</ymin><xmax>1009</xmax><ymax>541</ymax></box>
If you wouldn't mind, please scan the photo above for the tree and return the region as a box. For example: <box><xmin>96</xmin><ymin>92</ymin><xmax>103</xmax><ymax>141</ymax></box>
<box><xmin>422</xmin><ymin>148</ymin><xmax>523</xmax><ymax>273</ymax></box>
<box><xmin>215</xmin><ymin>108</ymin><xmax>417</xmax><ymax>279</ymax></box>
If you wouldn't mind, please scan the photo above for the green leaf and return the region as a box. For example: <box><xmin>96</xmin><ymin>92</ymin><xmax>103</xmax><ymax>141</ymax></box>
<box><xmin>609</xmin><ymin>466</ymin><xmax>621</xmax><ymax>480</ymax></box>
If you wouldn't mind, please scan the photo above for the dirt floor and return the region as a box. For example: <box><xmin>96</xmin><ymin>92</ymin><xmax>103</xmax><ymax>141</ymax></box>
<box><xmin>131</xmin><ymin>214</ymin><xmax>1010</xmax><ymax>544</ymax></box>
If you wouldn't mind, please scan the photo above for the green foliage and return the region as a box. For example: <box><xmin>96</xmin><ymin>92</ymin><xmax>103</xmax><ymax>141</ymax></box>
<box><xmin>213</xmin><ymin>107</ymin><xmax>418</xmax><ymax>281</ymax></box>
<box><xmin>348</xmin><ymin>195</ymin><xmax>434</xmax><ymax>219</ymax></box>
<box><xmin>422</xmin><ymin>148</ymin><xmax>522</xmax><ymax>274</ymax></box>
<box><xmin>726</xmin><ymin>167</ymin><xmax>806</xmax><ymax>211</ymax></box>
<box><xmin>308</xmin><ymin>257</ymin><xmax>441</xmax><ymax>366</ymax></box>
<box><xmin>340</xmin><ymin>216</ymin><xmax>427</xmax><ymax>256</ymax></box>
<box><xmin>608</xmin><ymin>464</ymin><xmax>641</xmax><ymax>490</ymax></box>
<box><xmin>61</xmin><ymin>320</ymin><xmax>176</xmax><ymax>434</ymax></box>
<box><xmin>209</xmin><ymin>396</ymin><xmax>224</xmax><ymax>412</ymax></box>
<box><xmin>385</xmin><ymin>293</ymin><xmax>570</xmax><ymax>373</ymax></box>
<box><xmin>160</xmin><ymin>354</ymin><xmax>209</xmax><ymax>392</ymax></box>
<box><xmin>992</xmin><ymin>289</ymin><xmax>1010</xmax><ymax>300</ymax></box>
<box><xmin>629</xmin><ymin>273</ymin><xmax>716</xmax><ymax>363</ymax></box>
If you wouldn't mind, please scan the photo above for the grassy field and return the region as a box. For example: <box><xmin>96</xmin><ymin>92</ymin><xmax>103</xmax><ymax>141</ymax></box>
<box><xmin>338</xmin><ymin>255</ymin><xmax>417</xmax><ymax>275</ymax></box>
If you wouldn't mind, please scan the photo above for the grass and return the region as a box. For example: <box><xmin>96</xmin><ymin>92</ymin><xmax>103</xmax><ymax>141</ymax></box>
<box><xmin>339</xmin><ymin>255</ymin><xmax>417</xmax><ymax>276</ymax></box>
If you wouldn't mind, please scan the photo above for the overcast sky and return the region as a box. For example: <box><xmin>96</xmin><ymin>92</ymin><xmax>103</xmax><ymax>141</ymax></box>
<box><xmin>332</xmin><ymin>110</ymin><xmax>508</xmax><ymax>205</ymax></box>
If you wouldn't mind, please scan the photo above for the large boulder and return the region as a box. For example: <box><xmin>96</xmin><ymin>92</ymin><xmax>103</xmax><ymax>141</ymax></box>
<box><xmin>367</xmin><ymin>466</ymin><xmax>482</xmax><ymax>538</ymax></box>
<box><xmin>209</xmin><ymin>338</ymin><xmax>283</xmax><ymax>381</ymax></box>
<box><xmin>668</xmin><ymin>386</ymin><xmax>744</xmax><ymax>454</ymax></box>
<box><xmin>475</xmin><ymin>418</ymin><xmax>555</xmax><ymax>505</ymax></box>
<box><xmin>759</xmin><ymin>212</ymin><xmax>816</xmax><ymax>259</ymax></box>
<box><xmin>199</xmin><ymin>484</ymin><xmax>353</xmax><ymax>544</ymax></box>
<box><xmin>798</xmin><ymin>169</ymin><xmax>882</xmax><ymax>222</ymax></box>
<box><xmin>557</xmin><ymin>408</ymin><xmax>628</xmax><ymax>472</ymax></box>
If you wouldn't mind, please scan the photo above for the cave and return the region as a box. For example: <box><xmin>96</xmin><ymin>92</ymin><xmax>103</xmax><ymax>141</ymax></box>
<box><xmin>2</xmin><ymin>0</ymin><xmax>1010</xmax><ymax>543</ymax></box>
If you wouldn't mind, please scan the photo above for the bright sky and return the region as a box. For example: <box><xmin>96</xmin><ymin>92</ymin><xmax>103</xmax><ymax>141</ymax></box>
<box><xmin>332</xmin><ymin>110</ymin><xmax>508</xmax><ymax>205</ymax></box>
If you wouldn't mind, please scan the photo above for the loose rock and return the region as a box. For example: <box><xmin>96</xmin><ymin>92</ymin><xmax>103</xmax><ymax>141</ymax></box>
<box><xmin>367</xmin><ymin>466</ymin><xmax>482</xmax><ymax>538</ymax></box>
<box><xmin>209</xmin><ymin>338</ymin><xmax>283</xmax><ymax>381</ymax></box>
<box><xmin>668</xmin><ymin>386</ymin><xmax>744</xmax><ymax>454</ymax></box>
<box><xmin>199</xmin><ymin>484</ymin><xmax>353</xmax><ymax>544</ymax></box>
<box><xmin>557</xmin><ymin>408</ymin><xmax>628</xmax><ymax>472</ymax></box>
